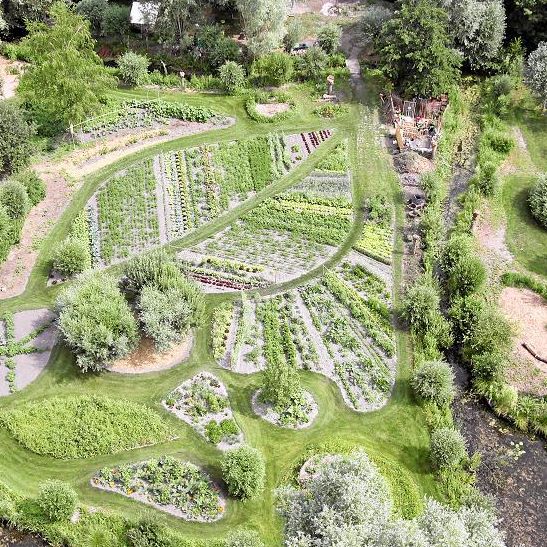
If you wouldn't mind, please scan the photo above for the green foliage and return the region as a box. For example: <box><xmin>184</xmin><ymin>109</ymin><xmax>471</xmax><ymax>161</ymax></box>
<box><xmin>361</xmin><ymin>5</ymin><xmax>393</xmax><ymax>43</ymax></box>
<box><xmin>294</xmin><ymin>46</ymin><xmax>328</xmax><ymax>81</ymax></box>
<box><xmin>501</xmin><ymin>270</ymin><xmax>547</xmax><ymax>299</ymax></box>
<box><xmin>219</xmin><ymin>61</ymin><xmax>246</xmax><ymax>94</ymax></box>
<box><xmin>224</xmin><ymin>529</ymin><xmax>264</xmax><ymax>547</ymax></box>
<box><xmin>1</xmin><ymin>395</ymin><xmax>171</xmax><ymax>459</ymax></box>
<box><xmin>36</xmin><ymin>480</ymin><xmax>78</xmax><ymax>522</ymax></box>
<box><xmin>102</xmin><ymin>3</ymin><xmax>131</xmax><ymax>37</ymax></box>
<box><xmin>283</xmin><ymin>18</ymin><xmax>303</xmax><ymax>52</ymax></box>
<box><xmin>401</xmin><ymin>274</ymin><xmax>452</xmax><ymax>357</ymax></box>
<box><xmin>192</xmin><ymin>24</ymin><xmax>241</xmax><ymax>71</ymax></box>
<box><xmin>525</xmin><ymin>41</ymin><xmax>547</xmax><ymax>108</ymax></box>
<box><xmin>57</xmin><ymin>273</ymin><xmax>139</xmax><ymax>371</ymax></box>
<box><xmin>0</xmin><ymin>180</ymin><xmax>30</xmax><ymax>219</ymax></box>
<box><xmin>15</xmin><ymin>169</ymin><xmax>45</xmax><ymax>206</ymax></box>
<box><xmin>411</xmin><ymin>360</ymin><xmax>455</xmax><ymax>407</ymax></box>
<box><xmin>377</xmin><ymin>0</ymin><xmax>461</xmax><ymax>97</ymax></box>
<box><xmin>447</xmin><ymin>254</ymin><xmax>487</xmax><ymax>297</ymax></box>
<box><xmin>430</xmin><ymin>428</ymin><xmax>467</xmax><ymax>469</ymax></box>
<box><xmin>441</xmin><ymin>233</ymin><xmax>474</xmax><ymax>273</ymax></box>
<box><xmin>462</xmin><ymin>304</ymin><xmax>513</xmax><ymax>381</ymax></box>
<box><xmin>221</xmin><ymin>446</ymin><xmax>266</xmax><ymax>500</ymax></box>
<box><xmin>528</xmin><ymin>172</ymin><xmax>547</xmax><ymax>228</ymax></box>
<box><xmin>205</xmin><ymin>419</ymin><xmax>240</xmax><ymax>444</ymax></box>
<box><xmin>75</xmin><ymin>0</ymin><xmax>107</xmax><ymax>34</ymax></box>
<box><xmin>251</xmin><ymin>52</ymin><xmax>294</xmax><ymax>86</ymax></box>
<box><xmin>317</xmin><ymin>23</ymin><xmax>342</xmax><ymax>55</ymax></box>
<box><xmin>118</xmin><ymin>51</ymin><xmax>149</xmax><ymax>87</ymax></box>
<box><xmin>138</xmin><ymin>285</ymin><xmax>194</xmax><ymax>351</ymax></box>
<box><xmin>52</xmin><ymin>237</ymin><xmax>91</xmax><ymax>276</ymax></box>
<box><xmin>0</xmin><ymin>102</ymin><xmax>34</xmax><ymax>177</ymax></box>
<box><xmin>18</xmin><ymin>1</ymin><xmax>117</xmax><ymax>134</ymax></box>
<box><xmin>126</xmin><ymin>517</ymin><xmax>169</xmax><ymax>547</ymax></box>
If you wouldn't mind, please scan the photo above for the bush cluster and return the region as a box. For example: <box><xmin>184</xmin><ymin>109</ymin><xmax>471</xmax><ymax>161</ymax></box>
<box><xmin>528</xmin><ymin>173</ymin><xmax>547</xmax><ymax>229</ymax></box>
<box><xmin>411</xmin><ymin>360</ymin><xmax>455</xmax><ymax>407</ymax></box>
<box><xmin>37</xmin><ymin>480</ymin><xmax>78</xmax><ymax>522</ymax></box>
<box><xmin>221</xmin><ymin>446</ymin><xmax>266</xmax><ymax>500</ymax></box>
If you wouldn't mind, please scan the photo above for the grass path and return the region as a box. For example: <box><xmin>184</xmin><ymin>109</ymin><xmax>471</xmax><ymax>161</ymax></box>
<box><xmin>0</xmin><ymin>87</ymin><xmax>437</xmax><ymax>545</ymax></box>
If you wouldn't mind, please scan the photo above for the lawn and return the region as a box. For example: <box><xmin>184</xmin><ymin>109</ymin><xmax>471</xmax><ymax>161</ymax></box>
<box><xmin>503</xmin><ymin>96</ymin><xmax>547</xmax><ymax>279</ymax></box>
<box><xmin>0</xmin><ymin>84</ymin><xmax>437</xmax><ymax>546</ymax></box>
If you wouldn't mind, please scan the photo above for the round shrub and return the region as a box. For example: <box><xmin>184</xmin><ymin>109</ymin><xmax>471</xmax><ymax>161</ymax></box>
<box><xmin>441</xmin><ymin>233</ymin><xmax>474</xmax><ymax>273</ymax></box>
<box><xmin>411</xmin><ymin>360</ymin><xmax>455</xmax><ymax>407</ymax></box>
<box><xmin>16</xmin><ymin>170</ymin><xmax>45</xmax><ymax>206</ymax></box>
<box><xmin>0</xmin><ymin>180</ymin><xmax>30</xmax><ymax>219</ymax></box>
<box><xmin>219</xmin><ymin>61</ymin><xmax>246</xmax><ymax>94</ymax></box>
<box><xmin>225</xmin><ymin>529</ymin><xmax>265</xmax><ymax>547</ymax></box>
<box><xmin>251</xmin><ymin>52</ymin><xmax>294</xmax><ymax>87</ymax></box>
<box><xmin>448</xmin><ymin>255</ymin><xmax>486</xmax><ymax>297</ymax></box>
<box><xmin>126</xmin><ymin>517</ymin><xmax>169</xmax><ymax>547</ymax></box>
<box><xmin>0</xmin><ymin>102</ymin><xmax>34</xmax><ymax>177</ymax></box>
<box><xmin>430</xmin><ymin>428</ymin><xmax>467</xmax><ymax>469</ymax></box>
<box><xmin>37</xmin><ymin>480</ymin><xmax>78</xmax><ymax>521</ymax></box>
<box><xmin>475</xmin><ymin>161</ymin><xmax>499</xmax><ymax>196</ymax></box>
<box><xmin>118</xmin><ymin>51</ymin><xmax>149</xmax><ymax>87</ymax></box>
<box><xmin>528</xmin><ymin>173</ymin><xmax>547</xmax><ymax>229</ymax></box>
<box><xmin>52</xmin><ymin>237</ymin><xmax>91</xmax><ymax>276</ymax></box>
<box><xmin>221</xmin><ymin>446</ymin><xmax>266</xmax><ymax>500</ymax></box>
<box><xmin>317</xmin><ymin>23</ymin><xmax>342</xmax><ymax>54</ymax></box>
<box><xmin>57</xmin><ymin>273</ymin><xmax>139</xmax><ymax>372</ymax></box>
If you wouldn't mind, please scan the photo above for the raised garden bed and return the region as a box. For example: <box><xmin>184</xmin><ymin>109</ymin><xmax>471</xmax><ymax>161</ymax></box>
<box><xmin>252</xmin><ymin>389</ymin><xmax>318</xmax><ymax>429</ymax></box>
<box><xmin>92</xmin><ymin>456</ymin><xmax>224</xmax><ymax>521</ymax></box>
<box><xmin>163</xmin><ymin>372</ymin><xmax>243</xmax><ymax>449</ymax></box>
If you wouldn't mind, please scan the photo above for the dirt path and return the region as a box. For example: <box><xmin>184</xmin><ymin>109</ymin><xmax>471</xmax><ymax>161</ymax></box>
<box><xmin>0</xmin><ymin>56</ymin><xmax>23</xmax><ymax>99</ymax></box>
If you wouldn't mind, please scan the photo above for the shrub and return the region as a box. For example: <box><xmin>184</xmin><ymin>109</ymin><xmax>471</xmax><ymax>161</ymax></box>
<box><xmin>441</xmin><ymin>233</ymin><xmax>474</xmax><ymax>273</ymax></box>
<box><xmin>475</xmin><ymin>161</ymin><xmax>499</xmax><ymax>196</ymax></box>
<box><xmin>138</xmin><ymin>285</ymin><xmax>194</xmax><ymax>351</ymax></box>
<box><xmin>448</xmin><ymin>255</ymin><xmax>486</xmax><ymax>297</ymax></box>
<box><xmin>528</xmin><ymin>173</ymin><xmax>547</xmax><ymax>229</ymax></box>
<box><xmin>219</xmin><ymin>61</ymin><xmax>246</xmax><ymax>94</ymax></box>
<box><xmin>126</xmin><ymin>517</ymin><xmax>169</xmax><ymax>547</ymax></box>
<box><xmin>317</xmin><ymin>23</ymin><xmax>342</xmax><ymax>54</ymax></box>
<box><xmin>118</xmin><ymin>51</ymin><xmax>149</xmax><ymax>87</ymax></box>
<box><xmin>0</xmin><ymin>102</ymin><xmax>34</xmax><ymax>177</ymax></box>
<box><xmin>430</xmin><ymin>428</ymin><xmax>467</xmax><ymax>469</ymax></box>
<box><xmin>251</xmin><ymin>52</ymin><xmax>294</xmax><ymax>86</ymax></box>
<box><xmin>102</xmin><ymin>4</ymin><xmax>131</xmax><ymax>37</ymax></box>
<box><xmin>449</xmin><ymin>293</ymin><xmax>485</xmax><ymax>343</ymax></box>
<box><xmin>484</xmin><ymin>131</ymin><xmax>514</xmax><ymax>155</ymax></box>
<box><xmin>52</xmin><ymin>237</ymin><xmax>91</xmax><ymax>276</ymax></box>
<box><xmin>1</xmin><ymin>395</ymin><xmax>172</xmax><ymax>459</ymax></box>
<box><xmin>0</xmin><ymin>204</ymin><xmax>15</xmax><ymax>262</ymax></box>
<box><xmin>37</xmin><ymin>480</ymin><xmax>78</xmax><ymax>521</ymax></box>
<box><xmin>411</xmin><ymin>360</ymin><xmax>455</xmax><ymax>407</ymax></box>
<box><xmin>75</xmin><ymin>0</ymin><xmax>107</xmax><ymax>34</ymax></box>
<box><xmin>15</xmin><ymin>170</ymin><xmax>45</xmax><ymax>206</ymax></box>
<box><xmin>225</xmin><ymin>529</ymin><xmax>265</xmax><ymax>547</ymax></box>
<box><xmin>295</xmin><ymin>46</ymin><xmax>328</xmax><ymax>81</ymax></box>
<box><xmin>401</xmin><ymin>274</ymin><xmax>452</xmax><ymax>354</ymax></box>
<box><xmin>221</xmin><ymin>446</ymin><xmax>266</xmax><ymax>500</ymax></box>
<box><xmin>0</xmin><ymin>180</ymin><xmax>30</xmax><ymax>219</ymax></box>
<box><xmin>57</xmin><ymin>273</ymin><xmax>139</xmax><ymax>371</ymax></box>
<box><xmin>361</xmin><ymin>5</ymin><xmax>393</xmax><ymax>42</ymax></box>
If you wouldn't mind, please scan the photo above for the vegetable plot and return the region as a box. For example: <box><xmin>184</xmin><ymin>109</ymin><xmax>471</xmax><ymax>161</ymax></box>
<box><xmin>92</xmin><ymin>456</ymin><xmax>224</xmax><ymax>521</ymax></box>
<box><xmin>213</xmin><ymin>257</ymin><xmax>396</xmax><ymax>412</ymax></box>
<box><xmin>163</xmin><ymin>372</ymin><xmax>243</xmax><ymax>449</ymax></box>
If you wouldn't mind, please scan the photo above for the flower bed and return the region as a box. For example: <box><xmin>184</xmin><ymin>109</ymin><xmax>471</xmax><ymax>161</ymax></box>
<box><xmin>163</xmin><ymin>372</ymin><xmax>243</xmax><ymax>449</ymax></box>
<box><xmin>92</xmin><ymin>456</ymin><xmax>224</xmax><ymax>521</ymax></box>
<box><xmin>252</xmin><ymin>389</ymin><xmax>318</xmax><ymax>429</ymax></box>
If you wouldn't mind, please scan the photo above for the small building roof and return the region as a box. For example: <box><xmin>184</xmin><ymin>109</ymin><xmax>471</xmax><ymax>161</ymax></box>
<box><xmin>130</xmin><ymin>1</ymin><xmax>159</xmax><ymax>26</ymax></box>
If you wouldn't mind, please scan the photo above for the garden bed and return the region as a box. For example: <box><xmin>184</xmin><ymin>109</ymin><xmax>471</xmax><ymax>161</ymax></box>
<box><xmin>0</xmin><ymin>309</ymin><xmax>57</xmax><ymax>396</ymax></box>
<box><xmin>252</xmin><ymin>389</ymin><xmax>318</xmax><ymax>429</ymax></box>
<box><xmin>163</xmin><ymin>372</ymin><xmax>243</xmax><ymax>449</ymax></box>
<box><xmin>107</xmin><ymin>333</ymin><xmax>194</xmax><ymax>375</ymax></box>
<box><xmin>91</xmin><ymin>456</ymin><xmax>225</xmax><ymax>522</ymax></box>
<box><xmin>499</xmin><ymin>287</ymin><xmax>547</xmax><ymax>397</ymax></box>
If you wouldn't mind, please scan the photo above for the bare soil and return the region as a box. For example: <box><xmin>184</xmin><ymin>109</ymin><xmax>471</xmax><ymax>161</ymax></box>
<box><xmin>255</xmin><ymin>103</ymin><xmax>290</xmax><ymax>117</ymax></box>
<box><xmin>473</xmin><ymin>208</ymin><xmax>513</xmax><ymax>273</ymax></box>
<box><xmin>499</xmin><ymin>287</ymin><xmax>547</xmax><ymax>397</ymax></box>
<box><xmin>0</xmin><ymin>56</ymin><xmax>23</xmax><ymax>99</ymax></box>
<box><xmin>107</xmin><ymin>334</ymin><xmax>193</xmax><ymax>374</ymax></box>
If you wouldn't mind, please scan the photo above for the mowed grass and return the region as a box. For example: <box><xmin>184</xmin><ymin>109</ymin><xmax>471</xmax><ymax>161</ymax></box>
<box><xmin>503</xmin><ymin>97</ymin><xmax>547</xmax><ymax>279</ymax></box>
<box><xmin>0</xmin><ymin>86</ymin><xmax>437</xmax><ymax>545</ymax></box>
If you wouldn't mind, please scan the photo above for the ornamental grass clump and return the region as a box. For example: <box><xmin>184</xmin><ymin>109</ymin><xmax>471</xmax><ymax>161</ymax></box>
<box><xmin>411</xmin><ymin>360</ymin><xmax>455</xmax><ymax>407</ymax></box>
<box><xmin>37</xmin><ymin>480</ymin><xmax>78</xmax><ymax>522</ymax></box>
<box><xmin>430</xmin><ymin>427</ymin><xmax>467</xmax><ymax>469</ymax></box>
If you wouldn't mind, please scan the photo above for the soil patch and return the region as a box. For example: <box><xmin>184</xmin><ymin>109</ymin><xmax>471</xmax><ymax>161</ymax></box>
<box><xmin>452</xmin><ymin>358</ymin><xmax>547</xmax><ymax>547</ymax></box>
<box><xmin>393</xmin><ymin>151</ymin><xmax>434</xmax><ymax>175</ymax></box>
<box><xmin>499</xmin><ymin>287</ymin><xmax>547</xmax><ymax>397</ymax></box>
<box><xmin>255</xmin><ymin>103</ymin><xmax>290</xmax><ymax>117</ymax></box>
<box><xmin>0</xmin><ymin>56</ymin><xmax>24</xmax><ymax>99</ymax></box>
<box><xmin>473</xmin><ymin>208</ymin><xmax>513</xmax><ymax>273</ymax></box>
<box><xmin>108</xmin><ymin>334</ymin><xmax>193</xmax><ymax>374</ymax></box>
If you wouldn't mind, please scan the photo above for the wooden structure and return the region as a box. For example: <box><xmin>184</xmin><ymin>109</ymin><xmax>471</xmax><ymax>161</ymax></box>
<box><xmin>381</xmin><ymin>93</ymin><xmax>449</xmax><ymax>156</ymax></box>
